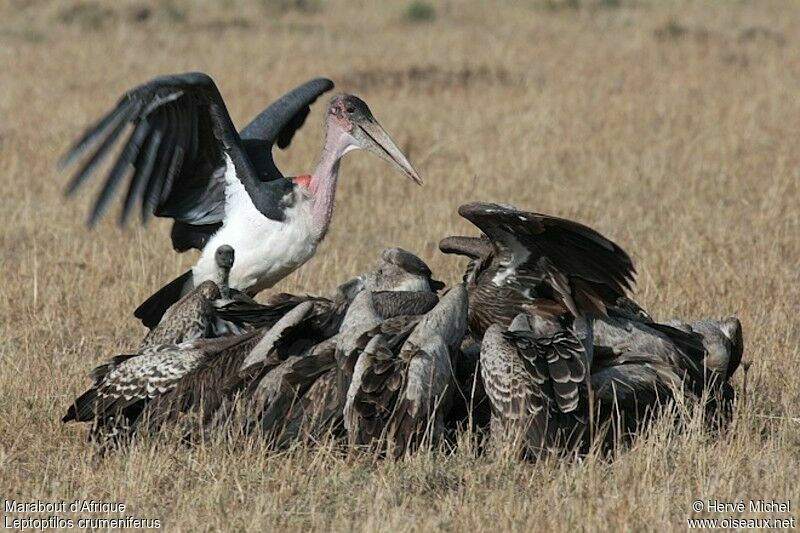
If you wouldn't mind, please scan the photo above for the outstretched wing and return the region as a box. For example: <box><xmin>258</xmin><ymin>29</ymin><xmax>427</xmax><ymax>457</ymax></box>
<box><xmin>258</xmin><ymin>342</ymin><xmax>338</xmax><ymax>441</ymax></box>
<box><xmin>61</xmin><ymin>72</ymin><xmax>244</xmax><ymax>230</ymax></box>
<box><xmin>240</xmin><ymin>78</ymin><xmax>335</xmax><ymax>182</ymax></box>
<box><xmin>62</xmin><ymin>73</ymin><xmax>334</xmax><ymax>250</ymax></box>
<box><xmin>457</xmin><ymin>202</ymin><xmax>636</xmax><ymax>314</ymax></box>
<box><xmin>344</xmin><ymin>334</ymin><xmax>405</xmax><ymax>448</ymax></box>
<box><xmin>138</xmin><ymin>331</ymin><xmax>265</xmax><ymax>436</ymax></box>
<box><xmin>93</xmin><ymin>345</ymin><xmax>207</xmax><ymax>417</ymax></box>
<box><xmin>61</xmin><ymin>344</ymin><xmax>206</xmax><ymax>425</ymax></box>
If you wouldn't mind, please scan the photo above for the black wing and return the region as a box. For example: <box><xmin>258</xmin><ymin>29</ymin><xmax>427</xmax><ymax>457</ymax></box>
<box><xmin>239</xmin><ymin>77</ymin><xmax>335</xmax><ymax>182</ymax></box>
<box><xmin>62</xmin><ymin>73</ymin><xmax>334</xmax><ymax>250</ymax></box>
<box><xmin>61</xmin><ymin>72</ymin><xmax>244</xmax><ymax>230</ymax></box>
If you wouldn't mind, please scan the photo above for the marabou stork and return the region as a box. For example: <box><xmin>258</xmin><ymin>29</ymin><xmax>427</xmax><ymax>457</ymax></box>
<box><xmin>61</xmin><ymin>72</ymin><xmax>422</xmax><ymax>328</ymax></box>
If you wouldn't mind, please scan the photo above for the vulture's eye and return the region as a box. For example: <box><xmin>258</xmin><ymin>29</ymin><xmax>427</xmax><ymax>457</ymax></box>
<box><xmin>345</xmin><ymin>104</ymin><xmax>356</xmax><ymax>114</ymax></box>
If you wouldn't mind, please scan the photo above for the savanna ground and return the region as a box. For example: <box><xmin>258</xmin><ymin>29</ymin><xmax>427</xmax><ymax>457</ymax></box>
<box><xmin>1</xmin><ymin>0</ymin><xmax>799</xmax><ymax>530</ymax></box>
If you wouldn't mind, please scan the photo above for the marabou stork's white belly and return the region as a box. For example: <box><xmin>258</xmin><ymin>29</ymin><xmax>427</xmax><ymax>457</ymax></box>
<box><xmin>192</xmin><ymin>156</ymin><xmax>317</xmax><ymax>294</ymax></box>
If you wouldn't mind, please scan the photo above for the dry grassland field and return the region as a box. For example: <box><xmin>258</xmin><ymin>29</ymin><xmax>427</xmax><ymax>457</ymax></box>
<box><xmin>1</xmin><ymin>0</ymin><xmax>799</xmax><ymax>531</ymax></box>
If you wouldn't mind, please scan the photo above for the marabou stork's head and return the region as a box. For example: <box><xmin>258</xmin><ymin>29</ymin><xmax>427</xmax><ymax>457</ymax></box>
<box><xmin>326</xmin><ymin>94</ymin><xmax>423</xmax><ymax>185</ymax></box>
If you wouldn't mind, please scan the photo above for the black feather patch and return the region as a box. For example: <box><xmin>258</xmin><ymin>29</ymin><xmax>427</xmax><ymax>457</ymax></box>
<box><xmin>134</xmin><ymin>270</ymin><xmax>193</xmax><ymax>328</ymax></box>
<box><xmin>170</xmin><ymin>221</ymin><xmax>222</xmax><ymax>252</ymax></box>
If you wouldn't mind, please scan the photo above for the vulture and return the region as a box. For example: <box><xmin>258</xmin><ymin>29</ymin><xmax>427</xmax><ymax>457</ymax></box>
<box><xmin>344</xmin><ymin>284</ymin><xmax>468</xmax><ymax>458</ymax></box>
<box><xmin>439</xmin><ymin>202</ymin><xmax>636</xmax><ymax>366</ymax></box>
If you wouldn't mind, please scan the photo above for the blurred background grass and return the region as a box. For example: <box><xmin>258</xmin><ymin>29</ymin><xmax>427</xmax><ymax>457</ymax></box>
<box><xmin>1</xmin><ymin>0</ymin><xmax>798</xmax><ymax>530</ymax></box>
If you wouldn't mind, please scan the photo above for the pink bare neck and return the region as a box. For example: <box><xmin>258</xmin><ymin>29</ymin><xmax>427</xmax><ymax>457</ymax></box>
<box><xmin>308</xmin><ymin>124</ymin><xmax>352</xmax><ymax>242</ymax></box>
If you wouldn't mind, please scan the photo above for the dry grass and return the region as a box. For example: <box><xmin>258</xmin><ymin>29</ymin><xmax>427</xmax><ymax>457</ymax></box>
<box><xmin>1</xmin><ymin>0</ymin><xmax>799</xmax><ymax>530</ymax></box>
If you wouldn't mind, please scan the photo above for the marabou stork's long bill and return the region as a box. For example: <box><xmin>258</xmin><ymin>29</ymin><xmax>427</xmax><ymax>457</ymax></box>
<box><xmin>60</xmin><ymin>72</ymin><xmax>423</xmax><ymax>328</ymax></box>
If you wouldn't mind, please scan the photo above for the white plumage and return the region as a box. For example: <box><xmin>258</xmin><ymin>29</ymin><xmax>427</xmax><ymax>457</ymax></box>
<box><xmin>193</xmin><ymin>156</ymin><xmax>318</xmax><ymax>294</ymax></box>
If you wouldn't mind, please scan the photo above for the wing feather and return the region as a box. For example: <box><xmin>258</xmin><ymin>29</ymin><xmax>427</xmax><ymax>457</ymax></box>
<box><xmin>121</xmin><ymin>115</ymin><xmax>162</xmax><ymax>224</ymax></box>
<box><xmin>61</xmin><ymin>73</ymin><xmax>236</xmax><ymax>237</ymax></box>
<box><xmin>62</xmin><ymin>73</ymin><xmax>335</xmax><ymax>249</ymax></box>
<box><xmin>457</xmin><ymin>202</ymin><xmax>636</xmax><ymax>315</ymax></box>
<box><xmin>240</xmin><ymin>77</ymin><xmax>334</xmax><ymax>181</ymax></box>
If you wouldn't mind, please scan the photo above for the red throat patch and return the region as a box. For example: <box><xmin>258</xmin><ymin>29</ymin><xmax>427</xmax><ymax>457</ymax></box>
<box><xmin>294</xmin><ymin>175</ymin><xmax>312</xmax><ymax>189</ymax></box>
